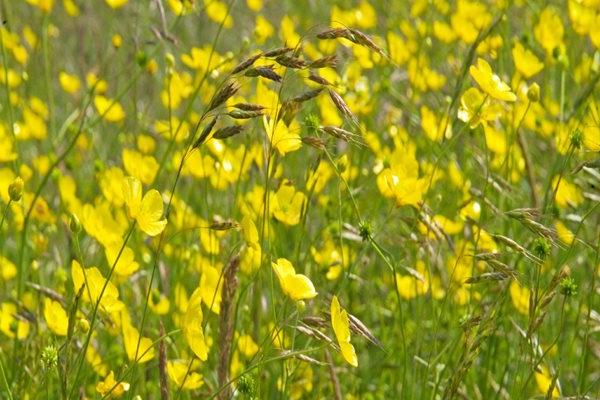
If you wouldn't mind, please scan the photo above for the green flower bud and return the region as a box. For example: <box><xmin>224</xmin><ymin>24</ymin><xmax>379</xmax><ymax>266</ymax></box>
<box><xmin>69</xmin><ymin>213</ymin><xmax>81</xmax><ymax>234</ymax></box>
<box><xmin>77</xmin><ymin>318</ymin><xmax>90</xmax><ymax>333</ymax></box>
<box><xmin>527</xmin><ymin>83</ymin><xmax>540</xmax><ymax>102</ymax></box>
<box><xmin>8</xmin><ymin>177</ymin><xmax>24</xmax><ymax>202</ymax></box>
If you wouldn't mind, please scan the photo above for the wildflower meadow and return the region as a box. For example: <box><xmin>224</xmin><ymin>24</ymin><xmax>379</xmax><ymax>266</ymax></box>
<box><xmin>1</xmin><ymin>0</ymin><xmax>600</xmax><ymax>398</ymax></box>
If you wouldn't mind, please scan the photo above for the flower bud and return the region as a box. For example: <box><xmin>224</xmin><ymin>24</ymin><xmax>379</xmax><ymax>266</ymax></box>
<box><xmin>165</xmin><ymin>52</ymin><xmax>175</xmax><ymax>68</ymax></box>
<box><xmin>8</xmin><ymin>177</ymin><xmax>24</xmax><ymax>202</ymax></box>
<box><xmin>527</xmin><ymin>83</ymin><xmax>540</xmax><ymax>102</ymax></box>
<box><xmin>111</xmin><ymin>34</ymin><xmax>122</xmax><ymax>49</ymax></box>
<box><xmin>77</xmin><ymin>318</ymin><xmax>90</xmax><ymax>333</ymax></box>
<box><xmin>69</xmin><ymin>213</ymin><xmax>81</xmax><ymax>234</ymax></box>
<box><xmin>135</xmin><ymin>51</ymin><xmax>148</xmax><ymax>67</ymax></box>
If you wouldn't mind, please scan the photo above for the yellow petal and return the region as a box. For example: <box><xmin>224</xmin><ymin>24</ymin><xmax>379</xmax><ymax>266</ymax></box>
<box><xmin>330</xmin><ymin>295</ymin><xmax>357</xmax><ymax>367</ymax></box>
<box><xmin>285</xmin><ymin>274</ymin><xmax>318</xmax><ymax>300</ymax></box>
<box><xmin>44</xmin><ymin>298</ymin><xmax>68</xmax><ymax>336</ymax></box>
<box><xmin>123</xmin><ymin>176</ymin><xmax>142</xmax><ymax>218</ymax></box>
<box><xmin>122</xmin><ymin>319</ymin><xmax>155</xmax><ymax>363</ymax></box>
<box><xmin>183</xmin><ymin>287</ymin><xmax>208</xmax><ymax>361</ymax></box>
<box><xmin>137</xmin><ymin>189</ymin><xmax>167</xmax><ymax>236</ymax></box>
<box><xmin>340</xmin><ymin>341</ymin><xmax>358</xmax><ymax>367</ymax></box>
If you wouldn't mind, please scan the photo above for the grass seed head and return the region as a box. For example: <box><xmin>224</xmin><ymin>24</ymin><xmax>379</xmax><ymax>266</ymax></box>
<box><xmin>245</xmin><ymin>66</ymin><xmax>282</xmax><ymax>82</ymax></box>
<box><xmin>212</xmin><ymin>124</ymin><xmax>245</xmax><ymax>140</ymax></box>
<box><xmin>231</xmin><ymin>53</ymin><xmax>262</xmax><ymax>74</ymax></box>
<box><xmin>208</xmin><ymin>81</ymin><xmax>241</xmax><ymax>112</ymax></box>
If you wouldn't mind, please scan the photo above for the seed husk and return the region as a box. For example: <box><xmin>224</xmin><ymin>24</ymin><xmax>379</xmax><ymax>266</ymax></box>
<box><xmin>212</xmin><ymin>125</ymin><xmax>245</xmax><ymax>140</ymax></box>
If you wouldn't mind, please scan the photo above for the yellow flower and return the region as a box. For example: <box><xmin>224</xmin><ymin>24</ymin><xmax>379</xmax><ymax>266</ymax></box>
<box><xmin>271</xmin><ymin>181</ymin><xmax>306</xmax><ymax>226</ymax></box>
<box><xmin>123</xmin><ymin>176</ymin><xmax>167</xmax><ymax>236</ymax></box>
<box><xmin>421</xmin><ymin>105</ymin><xmax>452</xmax><ymax>141</ymax></box>
<box><xmin>330</xmin><ymin>295</ymin><xmax>358</xmax><ymax>367</ymax></box>
<box><xmin>98</xmin><ymin>167</ymin><xmax>126</xmax><ymax>206</ymax></box>
<box><xmin>105</xmin><ymin>0</ymin><xmax>128</xmax><ymax>9</ymax></box>
<box><xmin>241</xmin><ymin>215</ymin><xmax>260</xmax><ymax>250</ymax></box>
<box><xmin>395</xmin><ymin>273</ymin><xmax>428</xmax><ymax>300</ymax></box>
<box><xmin>86</xmin><ymin>345</ymin><xmax>108</xmax><ymax>376</ymax></box>
<box><xmin>238</xmin><ymin>334</ymin><xmax>259</xmax><ymax>357</ymax></box>
<box><xmin>59</xmin><ymin>71</ymin><xmax>81</xmax><ymax>94</ymax></box>
<box><xmin>552</xmin><ymin>177</ymin><xmax>583</xmax><ymax>209</ymax></box>
<box><xmin>534</xmin><ymin>7</ymin><xmax>564</xmax><ymax>55</ymax></box>
<box><xmin>43</xmin><ymin>298</ymin><xmax>68</xmax><ymax>336</ymax></box>
<box><xmin>94</xmin><ymin>95</ymin><xmax>126</xmax><ymax>122</ymax></box>
<box><xmin>246</xmin><ymin>0</ymin><xmax>262</xmax><ymax>11</ymax></box>
<box><xmin>25</xmin><ymin>0</ymin><xmax>53</xmax><ymax>13</ymax></box>
<box><xmin>263</xmin><ymin>115</ymin><xmax>302</xmax><ymax>156</ymax></box>
<box><xmin>121</xmin><ymin>311</ymin><xmax>155</xmax><ymax>363</ymax></box>
<box><xmin>555</xmin><ymin>220</ymin><xmax>575</xmax><ymax>245</ymax></box>
<box><xmin>509</xmin><ymin>281</ymin><xmax>529</xmax><ymax>315</ymax></box>
<box><xmin>204</xmin><ymin>0</ymin><xmax>233</xmax><ymax>28</ymax></box>
<box><xmin>149</xmin><ymin>289</ymin><xmax>170</xmax><ymax>315</ymax></box>
<box><xmin>63</xmin><ymin>0</ymin><xmax>79</xmax><ymax>16</ymax></box>
<box><xmin>512</xmin><ymin>42</ymin><xmax>543</xmax><ymax>78</ymax></box>
<box><xmin>167</xmin><ymin>360</ymin><xmax>204</xmax><ymax>390</ymax></box>
<box><xmin>280</xmin><ymin>15</ymin><xmax>301</xmax><ymax>48</ymax></box>
<box><xmin>122</xmin><ymin>148</ymin><xmax>159</xmax><ymax>184</ymax></box>
<box><xmin>254</xmin><ymin>15</ymin><xmax>274</xmax><ymax>44</ymax></box>
<box><xmin>104</xmin><ymin>242</ymin><xmax>139</xmax><ymax>278</ymax></box>
<box><xmin>160</xmin><ymin>70</ymin><xmax>193</xmax><ymax>109</ymax></box>
<box><xmin>458</xmin><ymin>87</ymin><xmax>500</xmax><ymax>127</ymax></box>
<box><xmin>71</xmin><ymin>260</ymin><xmax>123</xmax><ymax>313</ymax></box>
<box><xmin>0</xmin><ymin>255</ymin><xmax>17</xmax><ymax>281</ymax></box>
<box><xmin>200</xmin><ymin>265</ymin><xmax>222</xmax><ymax>314</ymax></box>
<box><xmin>96</xmin><ymin>371</ymin><xmax>130</xmax><ymax>398</ymax></box>
<box><xmin>535</xmin><ymin>365</ymin><xmax>560</xmax><ymax>398</ymax></box>
<box><xmin>0</xmin><ymin>131</ymin><xmax>17</xmax><ymax>162</ymax></box>
<box><xmin>469</xmin><ymin>58</ymin><xmax>516</xmax><ymax>102</ymax></box>
<box><xmin>183</xmin><ymin>287</ymin><xmax>209</xmax><ymax>361</ymax></box>
<box><xmin>582</xmin><ymin>102</ymin><xmax>600</xmax><ymax>151</ymax></box>
<box><xmin>0</xmin><ymin>302</ymin><xmax>30</xmax><ymax>339</ymax></box>
<box><xmin>377</xmin><ymin>169</ymin><xmax>426</xmax><ymax>207</ymax></box>
<box><xmin>272</xmin><ymin>258</ymin><xmax>317</xmax><ymax>301</ymax></box>
<box><xmin>167</xmin><ymin>0</ymin><xmax>194</xmax><ymax>15</ymax></box>
<box><xmin>87</xmin><ymin>72</ymin><xmax>108</xmax><ymax>94</ymax></box>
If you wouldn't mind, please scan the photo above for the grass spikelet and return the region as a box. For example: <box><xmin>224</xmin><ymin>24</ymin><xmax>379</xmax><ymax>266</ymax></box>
<box><xmin>227</xmin><ymin>109</ymin><xmax>264</xmax><ymax>119</ymax></box>
<box><xmin>290</xmin><ymin>88</ymin><xmax>323</xmax><ymax>103</ymax></box>
<box><xmin>245</xmin><ymin>66</ymin><xmax>282</xmax><ymax>82</ymax></box>
<box><xmin>464</xmin><ymin>272</ymin><xmax>508</xmax><ymax>284</ymax></box>
<box><xmin>212</xmin><ymin>125</ymin><xmax>245</xmax><ymax>139</ymax></box>
<box><xmin>327</xmin><ymin>89</ymin><xmax>358</xmax><ymax>124</ymax></box>
<box><xmin>301</xmin><ymin>136</ymin><xmax>327</xmax><ymax>150</ymax></box>
<box><xmin>275</xmin><ymin>55</ymin><xmax>307</xmax><ymax>69</ymax></box>
<box><xmin>491</xmin><ymin>234</ymin><xmax>541</xmax><ymax>263</ymax></box>
<box><xmin>208</xmin><ymin>81</ymin><xmax>241</xmax><ymax>112</ymax></box>
<box><xmin>232</xmin><ymin>102</ymin><xmax>265</xmax><ymax>111</ymax></box>
<box><xmin>231</xmin><ymin>53</ymin><xmax>262</xmax><ymax>74</ymax></box>
<box><xmin>319</xmin><ymin>125</ymin><xmax>356</xmax><ymax>142</ymax></box>
<box><xmin>263</xmin><ymin>46</ymin><xmax>294</xmax><ymax>57</ymax></box>
<box><xmin>317</xmin><ymin>27</ymin><xmax>351</xmax><ymax>40</ymax></box>
<box><xmin>308</xmin><ymin>72</ymin><xmax>333</xmax><ymax>86</ymax></box>
<box><xmin>347</xmin><ymin>28</ymin><xmax>384</xmax><ymax>55</ymax></box>
<box><xmin>309</xmin><ymin>54</ymin><xmax>338</xmax><ymax>69</ymax></box>
<box><xmin>193</xmin><ymin>116</ymin><xmax>218</xmax><ymax>148</ymax></box>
